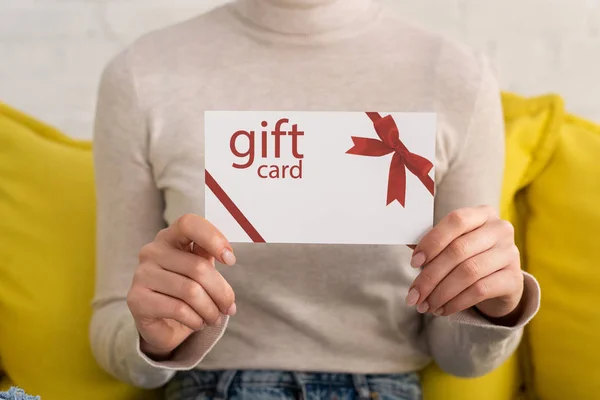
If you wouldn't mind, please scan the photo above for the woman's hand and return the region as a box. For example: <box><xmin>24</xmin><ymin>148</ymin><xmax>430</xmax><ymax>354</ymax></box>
<box><xmin>406</xmin><ymin>205</ymin><xmax>524</xmax><ymax>321</ymax></box>
<box><xmin>126</xmin><ymin>214</ymin><xmax>237</xmax><ymax>360</ymax></box>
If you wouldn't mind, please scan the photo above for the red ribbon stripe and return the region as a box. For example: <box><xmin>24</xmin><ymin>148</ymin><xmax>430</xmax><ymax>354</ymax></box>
<box><xmin>205</xmin><ymin>170</ymin><xmax>265</xmax><ymax>243</ymax></box>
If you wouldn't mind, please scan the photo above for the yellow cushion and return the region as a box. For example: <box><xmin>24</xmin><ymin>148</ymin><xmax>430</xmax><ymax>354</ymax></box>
<box><xmin>524</xmin><ymin>105</ymin><xmax>600</xmax><ymax>399</ymax></box>
<box><xmin>0</xmin><ymin>376</ymin><xmax>14</xmax><ymax>392</ymax></box>
<box><xmin>421</xmin><ymin>355</ymin><xmax>521</xmax><ymax>400</ymax></box>
<box><xmin>0</xmin><ymin>103</ymin><xmax>156</xmax><ymax>400</ymax></box>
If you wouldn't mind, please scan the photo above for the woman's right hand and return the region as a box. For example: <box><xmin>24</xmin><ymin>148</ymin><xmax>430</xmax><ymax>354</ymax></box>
<box><xmin>126</xmin><ymin>214</ymin><xmax>237</xmax><ymax>360</ymax></box>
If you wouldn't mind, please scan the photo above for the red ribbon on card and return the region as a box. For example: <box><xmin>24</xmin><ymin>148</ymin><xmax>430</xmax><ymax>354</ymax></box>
<box><xmin>346</xmin><ymin>112</ymin><xmax>435</xmax><ymax>207</ymax></box>
<box><xmin>205</xmin><ymin>170</ymin><xmax>266</xmax><ymax>243</ymax></box>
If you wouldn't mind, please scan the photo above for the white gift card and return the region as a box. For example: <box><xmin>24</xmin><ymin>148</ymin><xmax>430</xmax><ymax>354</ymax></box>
<box><xmin>204</xmin><ymin>111</ymin><xmax>436</xmax><ymax>245</ymax></box>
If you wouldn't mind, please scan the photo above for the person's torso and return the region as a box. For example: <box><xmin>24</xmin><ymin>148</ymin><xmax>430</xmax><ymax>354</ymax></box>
<box><xmin>128</xmin><ymin>5</ymin><xmax>481</xmax><ymax>371</ymax></box>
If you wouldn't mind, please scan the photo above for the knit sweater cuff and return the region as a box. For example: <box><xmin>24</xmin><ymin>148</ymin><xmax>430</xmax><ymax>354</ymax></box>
<box><xmin>449</xmin><ymin>271</ymin><xmax>540</xmax><ymax>330</ymax></box>
<box><xmin>135</xmin><ymin>316</ymin><xmax>229</xmax><ymax>370</ymax></box>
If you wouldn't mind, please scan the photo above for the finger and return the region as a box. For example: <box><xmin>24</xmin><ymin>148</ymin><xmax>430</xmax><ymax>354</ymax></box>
<box><xmin>437</xmin><ymin>268</ymin><xmax>519</xmax><ymax>317</ymax></box>
<box><xmin>139</xmin><ymin>266</ymin><xmax>225</xmax><ymax>326</ymax></box>
<box><xmin>426</xmin><ymin>245</ymin><xmax>516</xmax><ymax>315</ymax></box>
<box><xmin>411</xmin><ymin>206</ymin><xmax>497</xmax><ymax>269</ymax></box>
<box><xmin>407</xmin><ymin>220</ymin><xmax>504</xmax><ymax>309</ymax></box>
<box><xmin>128</xmin><ymin>288</ymin><xmax>205</xmax><ymax>332</ymax></box>
<box><xmin>146</xmin><ymin>245</ymin><xmax>236</xmax><ymax>315</ymax></box>
<box><xmin>159</xmin><ymin>214</ymin><xmax>236</xmax><ymax>266</ymax></box>
<box><xmin>190</xmin><ymin>242</ymin><xmax>216</xmax><ymax>267</ymax></box>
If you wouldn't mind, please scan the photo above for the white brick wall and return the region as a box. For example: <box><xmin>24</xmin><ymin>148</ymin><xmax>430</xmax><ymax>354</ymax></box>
<box><xmin>1</xmin><ymin>0</ymin><xmax>599</xmax><ymax>139</ymax></box>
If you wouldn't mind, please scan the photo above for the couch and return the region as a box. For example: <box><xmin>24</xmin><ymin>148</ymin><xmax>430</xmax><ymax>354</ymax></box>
<box><xmin>0</xmin><ymin>93</ymin><xmax>599</xmax><ymax>400</ymax></box>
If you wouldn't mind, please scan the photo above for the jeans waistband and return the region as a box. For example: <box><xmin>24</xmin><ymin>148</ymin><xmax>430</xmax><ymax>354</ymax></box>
<box><xmin>213</xmin><ymin>371</ymin><xmax>374</xmax><ymax>400</ymax></box>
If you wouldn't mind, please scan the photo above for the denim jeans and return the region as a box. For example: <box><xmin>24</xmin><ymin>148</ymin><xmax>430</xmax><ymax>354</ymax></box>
<box><xmin>164</xmin><ymin>370</ymin><xmax>422</xmax><ymax>400</ymax></box>
<box><xmin>0</xmin><ymin>387</ymin><xmax>40</xmax><ymax>400</ymax></box>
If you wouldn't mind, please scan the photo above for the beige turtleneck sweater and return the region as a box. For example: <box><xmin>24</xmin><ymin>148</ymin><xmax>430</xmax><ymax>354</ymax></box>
<box><xmin>91</xmin><ymin>0</ymin><xmax>540</xmax><ymax>389</ymax></box>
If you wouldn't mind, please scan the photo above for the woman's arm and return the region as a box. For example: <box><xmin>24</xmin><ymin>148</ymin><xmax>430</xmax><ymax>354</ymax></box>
<box><xmin>90</xmin><ymin>48</ymin><xmax>175</xmax><ymax>388</ymax></box>
<box><xmin>419</xmin><ymin>54</ymin><xmax>540</xmax><ymax>378</ymax></box>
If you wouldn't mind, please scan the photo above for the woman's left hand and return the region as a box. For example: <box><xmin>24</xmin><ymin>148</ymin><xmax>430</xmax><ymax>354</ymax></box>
<box><xmin>406</xmin><ymin>205</ymin><xmax>524</xmax><ymax>320</ymax></box>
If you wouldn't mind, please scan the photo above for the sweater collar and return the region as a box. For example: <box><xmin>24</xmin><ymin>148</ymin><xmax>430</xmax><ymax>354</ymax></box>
<box><xmin>231</xmin><ymin>0</ymin><xmax>379</xmax><ymax>43</ymax></box>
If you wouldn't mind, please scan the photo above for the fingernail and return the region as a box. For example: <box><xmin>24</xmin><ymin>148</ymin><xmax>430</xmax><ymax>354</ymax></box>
<box><xmin>221</xmin><ymin>249</ymin><xmax>236</xmax><ymax>266</ymax></box>
<box><xmin>226</xmin><ymin>303</ymin><xmax>237</xmax><ymax>316</ymax></box>
<box><xmin>411</xmin><ymin>252</ymin><xmax>426</xmax><ymax>268</ymax></box>
<box><xmin>405</xmin><ymin>288</ymin><xmax>420</xmax><ymax>306</ymax></box>
<box><xmin>433</xmin><ymin>307</ymin><xmax>444</xmax><ymax>317</ymax></box>
<box><xmin>417</xmin><ymin>301</ymin><xmax>430</xmax><ymax>314</ymax></box>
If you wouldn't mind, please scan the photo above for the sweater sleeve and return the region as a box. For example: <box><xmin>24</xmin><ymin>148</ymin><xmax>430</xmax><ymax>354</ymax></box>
<box><xmin>90</xmin><ymin>49</ymin><xmax>229</xmax><ymax>388</ymax></box>
<box><xmin>90</xmin><ymin>49</ymin><xmax>175</xmax><ymax>388</ymax></box>
<box><xmin>424</xmin><ymin>54</ymin><xmax>541</xmax><ymax>378</ymax></box>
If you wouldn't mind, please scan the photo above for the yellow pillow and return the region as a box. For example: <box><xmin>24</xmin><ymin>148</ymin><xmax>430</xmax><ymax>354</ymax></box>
<box><xmin>0</xmin><ymin>104</ymin><xmax>156</xmax><ymax>400</ymax></box>
<box><xmin>497</xmin><ymin>93</ymin><xmax>565</xmax><ymax>400</ymax></box>
<box><xmin>421</xmin><ymin>93</ymin><xmax>562</xmax><ymax>400</ymax></box>
<box><xmin>524</xmin><ymin>107</ymin><xmax>600</xmax><ymax>399</ymax></box>
<box><xmin>421</xmin><ymin>356</ymin><xmax>521</xmax><ymax>400</ymax></box>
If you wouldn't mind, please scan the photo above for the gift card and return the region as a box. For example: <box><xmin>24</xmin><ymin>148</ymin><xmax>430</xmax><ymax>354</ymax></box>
<box><xmin>204</xmin><ymin>111</ymin><xmax>436</xmax><ymax>245</ymax></box>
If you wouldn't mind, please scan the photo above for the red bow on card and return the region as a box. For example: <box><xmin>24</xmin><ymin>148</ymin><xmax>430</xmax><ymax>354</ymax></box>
<box><xmin>346</xmin><ymin>112</ymin><xmax>435</xmax><ymax>207</ymax></box>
